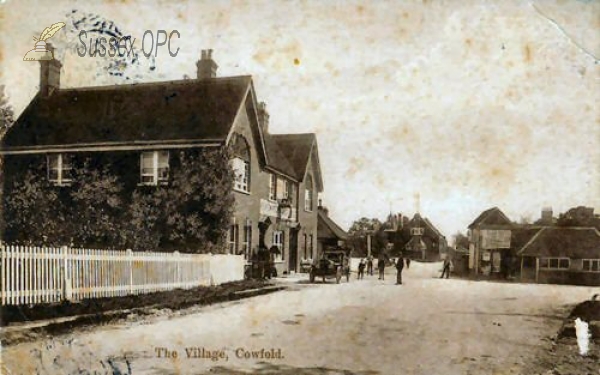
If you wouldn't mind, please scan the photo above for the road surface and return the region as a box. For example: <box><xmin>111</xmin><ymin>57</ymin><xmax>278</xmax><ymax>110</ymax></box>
<box><xmin>2</xmin><ymin>262</ymin><xmax>598</xmax><ymax>375</ymax></box>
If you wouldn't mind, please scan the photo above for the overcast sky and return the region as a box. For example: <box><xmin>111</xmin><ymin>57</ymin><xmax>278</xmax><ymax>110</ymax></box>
<box><xmin>1</xmin><ymin>0</ymin><xmax>599</xmax><ymax>239</ymax></box>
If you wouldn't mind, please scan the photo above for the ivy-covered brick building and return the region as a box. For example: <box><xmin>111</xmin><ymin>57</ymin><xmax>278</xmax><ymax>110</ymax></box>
<box><xmin>1</xmin><ymin>49</ymin><xmax>323</xmax><ymax>275</ymax></box>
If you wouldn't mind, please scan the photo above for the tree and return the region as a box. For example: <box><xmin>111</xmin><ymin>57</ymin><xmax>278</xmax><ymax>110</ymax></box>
<box><xmin>3</xmin><ymin>165</ymin><xmax>70</xmax><ymax>246</ymax></box>
<box><xmin>452</xmin><ymin>231</ymin><xmax>469</xmax><ymax>250</ymax></box>
<box><xmin>0</xmin><ymin>86</ymin><xmax>15</xmax><ymax>238</ymax></box>
<box><xmin>0</xmin><ymin>85</ymin><xmax>14</xmax><ymax>140</ymax></box>
<box><xmin>347</xmin><ymin>217</ymin><xmax>387</xmax><ymax>257</ymax></box>
<box><xmin>158</xmin><ymin>148</ymin><xmax>234</xmax><ymax>252</ymax></box>
<box><xmin>70</xmin><ymin>157</ymin><xmax>126</xmax><ymax>247</ymax></box>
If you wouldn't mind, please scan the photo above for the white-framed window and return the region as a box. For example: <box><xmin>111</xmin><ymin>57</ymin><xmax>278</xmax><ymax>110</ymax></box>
<box><xmin>230</xmin><ymin>133</ymin><xmax>251</xmax><ymax>193</ymax></box>
<box><xmin>539</xmin><ymin>257</ymin><xmax>570</xmax><ymax>270</ymax></box>
<box><xmin>47</xmin><ymin>153</ymin><xmax>72</xmax><ymax>186</ymax></box>
<box><xmin>269</xmin><ymin>174</ymin><xmax>277</xmax><ymax>201</ymax></box>
<box><xmin>288</xmin><ymin>182</ymin><xmax>296</xmax><ymax>205</ymax></box>
<box><xmin>228</xmin><ymin>224</ymin><xmax>238</xmax><ymax>255</ymax></box>
<box><xmin>582</xmin><ymin>259</ymin><xmax>600</xmax><ymax>272</ymax></box>
<box><xmin>304</xmin><ymin>175</ymin><xmax>313</xmax><ymax>212</ymax></box>
<box><xmin>273</xmin><ymin>230</ymin><xmax>284</xmax><ymax>262</ymax></box>
<box><xmin>140</xmin><ymin>151</ymin><xmax>169</xmax><ymax>186</ymax></box>
<box><xmin>242</xmin><ymin>225</ymin><xmax>252</xmax><ymax>260</ymax></box>
<box><xmin>231</xmin><ymin>157</ymin><xmax>250</xmax><ymax>192</ymax></box>
<box><xmin>276</xmin><ymin>177</ymin><xmax>288</xmax><ymax>200</ymax></box>
<box><xmin>410</xmin><ymin>227</ymin><xmax>425</xmax><ymax>236</ymax></box>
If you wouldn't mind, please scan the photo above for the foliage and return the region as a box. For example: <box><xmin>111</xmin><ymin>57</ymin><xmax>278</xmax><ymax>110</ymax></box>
<box><xmin>0</xmin><ymin>85</ymin><xmax>14</xmax><ymax>140</ymax></box>
<box><xmin>556</xmin><ymin>206</ymin><xmax>599</xmax><ymax>229</ymax></box>
<box><xmin>3</xmin><ymin>163</ymin><xmax>70</xmax><ymax>246</ymax></box>
<box><xmin>160</xmin><ymin>148</ymin><xmax>234</xmax><ymax>252</ymax></box>
<box><xmin>70</xmin><ymin>158</ymin><xmax>125</xmax><ymax>248</ymax></box>
<box><xmin>452</xmin><ymin>231</ymin><xmax>470</xmax><ymax>249</ymax></box>
<box><xmin>2</xmin><ymin>149</ymin><xmax>235</xmax><ymax>253</ymax></box>
<box><xmin>125</xmin><ymin>189</ymin><xmax>165</xmax><ymax>251</ymax></box>
<box><xmin>347</xmin><ymin>217</ymin><xmax>388</xmax><ymax>257</ymax></box>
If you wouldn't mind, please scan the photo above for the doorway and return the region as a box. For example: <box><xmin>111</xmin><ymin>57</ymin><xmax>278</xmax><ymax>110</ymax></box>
<box><xmin>289</xmin><ymin>229</ymin><xmax>299</xmax><ymax>273</ymax></box>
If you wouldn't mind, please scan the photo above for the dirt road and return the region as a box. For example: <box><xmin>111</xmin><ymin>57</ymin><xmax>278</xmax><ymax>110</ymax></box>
<box><xmin>2</xmin><ymin>263</ymin><xmax>598</xmax><ymax>374</ymax></box>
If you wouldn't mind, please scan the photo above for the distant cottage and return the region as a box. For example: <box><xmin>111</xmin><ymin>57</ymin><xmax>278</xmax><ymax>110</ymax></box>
<box><xmin>0</xmin><ymin>48</ymin><xmax>346</xmax><ymax>275</ymax></box>
<box><xmin>467</xmin><ymin>207</ymin><xmax>600</xmax><ymax>285</ymax></box>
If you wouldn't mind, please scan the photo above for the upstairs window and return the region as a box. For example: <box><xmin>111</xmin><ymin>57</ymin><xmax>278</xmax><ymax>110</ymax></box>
<box><xmin>230</xmin><ymin>133</ymin><xmax>251</xmax><ymax>193</ymax></box>
<box><xmin>304</xmin><ymin>175</ymin><xmax>314</xmax><ymax>212</ymax></box>
<box><xmin>231</xmin><ymin>157</ymin><xmax>250</xmax><ymax>192</ymax></box>
<box><xmin>269</xmin><ymin>174</ymin><xmax>277</xmax><ymax>201</ymax></box>
<box><xmin>47</xmin><ymin>153</ymin><xmax>72</xmax><ymax>186</ymax></box>
<box><xmin>140</xmin><ymin>151</ymin><xmax>169</xmax><ymax>186</ymax></box>
<box><xmin>277</xmin><ymin>177</ymin><xmax>287</xmax><ymax>200</ymax></box>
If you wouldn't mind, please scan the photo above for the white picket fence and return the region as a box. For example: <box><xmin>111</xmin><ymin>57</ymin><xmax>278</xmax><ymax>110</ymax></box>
<box><xmin>0</xmin><ymin>244</ymin><xmax>245</xmax><ymax>306</ymax></box>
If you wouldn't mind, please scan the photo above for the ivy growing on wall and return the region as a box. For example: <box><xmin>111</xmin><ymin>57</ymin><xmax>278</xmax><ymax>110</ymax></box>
<box><xmin>2</xmin><ymin>148</ymin><xmax>234</xmax><ymax>253</ymax></box>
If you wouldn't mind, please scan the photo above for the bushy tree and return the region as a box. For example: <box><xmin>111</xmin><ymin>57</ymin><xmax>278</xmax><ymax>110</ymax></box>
<box><xmin>161</xmin><ymin>148</ymin><xmax>234</xmax><ymax>252</ymax></box>
<box><xmin>70</xmin><ymin>158</ymin><xmax>125</xmax><ymax>247</ymax></box>
<box><xmin>3</xmin><ymin>165</ymin><xmax>70</xmax><ymax>245</ymax></box>
<box><xmin>2</xmin><ymin>148</ymin><xmax>235</xmax><ymax>253</ymax></box>
<box><xmin>0</xmin><ymin>85</ymin><xmax>14</xmax><ymax>140</ymax></box>
<box><xmin>125</xmin><ymin>189</ymin><xmax>165</xmax><ymax>251</ymax></box>
<box><xmin>347</xmin><ymin>217</ymin><xmax>387</xmax><ymax>257</ymax></box>
<box><xmin>452</xmin><ymin>231</ymin><xmax>470</xmax><ymax>250</ymax></box>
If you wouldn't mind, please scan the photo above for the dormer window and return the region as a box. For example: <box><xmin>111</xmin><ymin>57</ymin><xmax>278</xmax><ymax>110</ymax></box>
<box><xmin>47</xmin><ymin>153</ymin><xmax>72</xmax><ymax>186</ymax></box>
<box><xmin>140</xmin><ymin>151</ymin><xmax>169</xmax><ymax>186</ymax></box>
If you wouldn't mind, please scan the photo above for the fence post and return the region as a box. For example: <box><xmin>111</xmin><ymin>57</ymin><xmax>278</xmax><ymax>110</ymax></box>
<box><xmin>62</xmin><ymin>245</ymin><xmax>73</xmax><ymax>302</ymax></box>
<box><xmin>209</xmin><ymin>252</ymin><xmax>215</xmax><ymax>286</ymax></box>
<box><xmin>127</xmin><ymin>249</ymin><xmax>133</xmax><ymax>295</ymax></box>
<box><xmin>173</xmin><ymin>251</ymin><xmax>181</xmax><ymax>288</ymax></box>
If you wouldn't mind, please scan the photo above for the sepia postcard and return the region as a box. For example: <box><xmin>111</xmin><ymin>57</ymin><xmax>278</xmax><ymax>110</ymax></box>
<box><xmin>0</xmin><ymin>1</ymin><xmax>599</xmax><ymax>374</ymax></box>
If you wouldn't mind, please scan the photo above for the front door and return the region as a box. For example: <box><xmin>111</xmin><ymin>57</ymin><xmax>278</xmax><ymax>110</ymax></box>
<box><xmin>289</xmin><ymin>229</ymin><xmax>299</xmax><ymax>273</ymax></box>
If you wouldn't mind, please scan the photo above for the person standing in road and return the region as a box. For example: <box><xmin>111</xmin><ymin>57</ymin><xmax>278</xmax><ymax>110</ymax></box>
<box><xmin>377</xmin><ymin>254</ymin><xmax>386</xmax><ymax>280</ymax></box>
<box><xmin>358</xmin><ymin>258</ymin><xmax>366</xmax><ymax>279</ymax></box>
<box><xmin>405</xmin><ymin>258</ymin><xmax>411</xmax><ymax>269</ymax></box>
<box><xmin>396</xmin><ymin>253</ymin><xmax>404</xmax><ymax>285</ymax></box>
<box><xmin>440</xmin><ymin>256</ymin><xmax>452</xmax><ymax>279</ymax></box>
<box><xmin>367</xmin><ymin>255</ymin><xmax>374</xmax><ymax>276</ymax></box>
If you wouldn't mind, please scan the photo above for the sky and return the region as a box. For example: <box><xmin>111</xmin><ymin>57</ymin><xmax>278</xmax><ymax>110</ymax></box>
<box><xmin>1</xmin><ymin>0</ymin><xmax>598</xmax><ymax>239</ymax></box>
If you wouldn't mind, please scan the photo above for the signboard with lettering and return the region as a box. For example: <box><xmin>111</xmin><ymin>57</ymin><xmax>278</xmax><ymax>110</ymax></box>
<box><xmin>481</xmin><ymin>229</ymin><xmax>511</xmax><ymax>249</ymax></box>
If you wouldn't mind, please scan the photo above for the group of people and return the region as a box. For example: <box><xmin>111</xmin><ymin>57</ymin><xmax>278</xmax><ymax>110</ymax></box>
<box><xmin>357</xmin><ymin>253</ymin><xmax>411</xmax><ymax>285</ymax></box>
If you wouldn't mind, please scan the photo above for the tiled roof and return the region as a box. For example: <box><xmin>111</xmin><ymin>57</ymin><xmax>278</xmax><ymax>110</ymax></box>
<box><xmin>317</xmin><ymin>209</ymin><xmax>348</xmax><ymax>240</ymax></box>
<box><xmin>517</xmin><ymin>227</ymin><xmax>600</xmax><ymax>258</ymax></box>
<box><xmin>2</xmin><ymin>76</ymin><xmax>252</xmax><ymax>149</ymax></box>
<box><xmin>468</xmin><ymin>207</ymin><xmax>512</xmax><ymax>229</ymax></box>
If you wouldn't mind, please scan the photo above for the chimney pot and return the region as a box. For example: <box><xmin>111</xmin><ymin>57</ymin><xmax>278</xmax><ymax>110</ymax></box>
<box><xmin>197</xmin><ymin>49</ymin><xmax>218</xmax><ymax>79</ymax></box>
<box><xmin>258</xmin><ymin>101</ymin><xmax>270</xmax><ymax>133</ymax></box>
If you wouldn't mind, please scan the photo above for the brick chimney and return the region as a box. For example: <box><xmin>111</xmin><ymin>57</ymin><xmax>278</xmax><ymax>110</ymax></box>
<box><xmin>318</xmin><ymin>199</ymin><xmax>329</xmax><ymax>215</ymax></box>
<box><xmin>39</xmin><ymin>43</ymin><xmax>61</xmax><ymax>97</ymax></box>
<box><xmin>541</xmin><ymin>207</ymin><xmax>553</xmax><ymax>225</ymax></box>
<box><xmin>257</xmin><ymin>102</ymin><xmax>270</xmax><ymax>133</ymax></box>
<box><xmin>196</xmin><ymin>49</ymin><xmax>218</xmax><ymax>79</ymax></box>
